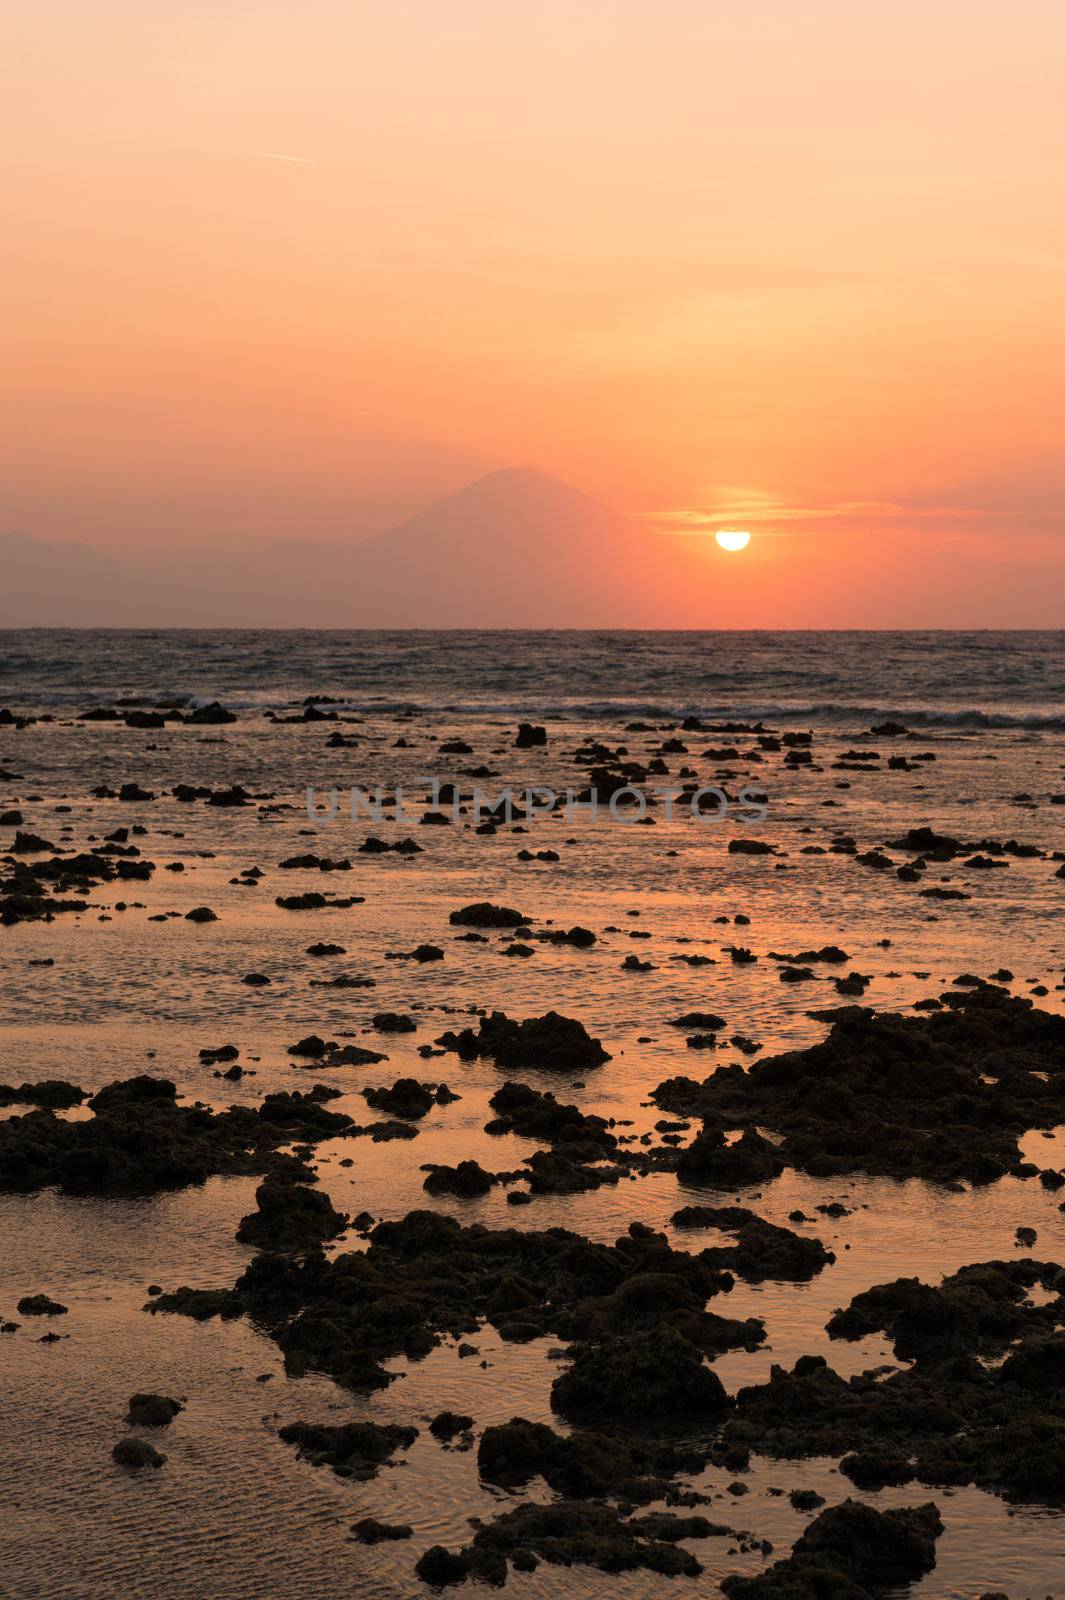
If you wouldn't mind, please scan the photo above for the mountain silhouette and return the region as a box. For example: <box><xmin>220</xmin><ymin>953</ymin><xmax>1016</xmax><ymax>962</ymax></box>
<box><xmin>0</xmin><ymin>468</ymin><xmax>718</xmax><ymax>626</ymax></box>
<box><xmin>346</xmin><ymin>467</ymin><xmax>712</xmax><ymax>626</ymax></box>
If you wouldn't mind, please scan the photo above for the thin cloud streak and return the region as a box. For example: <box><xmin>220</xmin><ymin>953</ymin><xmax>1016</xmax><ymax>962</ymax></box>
<box><xmin>642</xmin><ymin>497</ymin><xmax>1018</xmax><ymax>535</ymax></box>
<box><xmin>241</xmin><ymin>149</ymin><xmax>316</xmax><ymax>165</ymax></box>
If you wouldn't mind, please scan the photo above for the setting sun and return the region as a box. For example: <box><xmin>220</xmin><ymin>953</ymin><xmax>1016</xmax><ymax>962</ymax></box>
<box><xmin>715</xmin><ymin>529</ymin><xmax>752</xmax><ymax>552</ymax></box>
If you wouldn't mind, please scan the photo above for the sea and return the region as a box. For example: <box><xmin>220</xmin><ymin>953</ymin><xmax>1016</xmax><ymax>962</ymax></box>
<box><xmin>3</xmin><ymin>629</ymin><xmax>1065</xmax><ymax>727</ymax></box>
<box><xmin>1</xmin><ymin>629</ymin><xmax>1064</xmax><ymax>1599</ymax></box>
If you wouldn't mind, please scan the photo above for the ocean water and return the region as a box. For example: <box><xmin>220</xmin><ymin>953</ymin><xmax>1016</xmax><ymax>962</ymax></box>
<box><xmin>1</xmin><ymin>630</ymin><xmax>1064</xmax><ymax>1599</ymax></box>
<box><xmin>3</xmin><ymin>628</ymin><xmax>1065</xmax><ymax>725</ymax></box>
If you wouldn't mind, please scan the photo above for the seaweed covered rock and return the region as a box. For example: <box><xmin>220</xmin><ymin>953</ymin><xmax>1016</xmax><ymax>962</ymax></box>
<box><xmin>112</xmin><ymin>1438</ymin><xmax>165</xmax><ymax>1470</ymax></box>
<box><xmin>827</xmin><ymin>1259</ymin><xmax>1065</xmax><ymax>1361</ymax></box>
<box><xmin>552</xmin><ymin>1267</ymin><xmax>764</xmax><ymax>1354</ymax></box>
<box><xmin>415</xmin><ymin>1546</ymin><xmax>481</xmax><ymax>1586</ymax></box>
<box><xmin>150</xmin><ymin>1211</ymin><xmax>742</xmax><ymax>1404</ymax></box>
<box><xmin>999</xmin><ymin>1329</ymin><xmax>1065</xmax><ymax>1395</ymax></box>
<box><xmin>721</xmin><ymin>1498</ymin><xmax>942</xmax><ymax>1599</ymax></box>
<box><xmin>477</xmin><ymin>1417</ymin><xmax>711</xmax><ymax>1503</ymax></box>
<box><xmin>353</xmin><ymin>1518</ymin><xmax>413</xmax><ymax>1543</ymax></box>
<box><xmin>840</xmin><ymin>1447</ymin><xmax>915</xmax><ymax>1489</ymax></box>
<box><xmin>1</xmin><ymin>846</ymin><xmax>153</xmax><ymax>925</ymax></box>
<box><xmin>126</xmin><ymin>1393</ymin><xmax>183</xmax><ymax>1427</ymax></box>
<box><xmin>278</xmin><ymin>1419</ymin><xmax>417</xmax><ymax>1480</ymax></box>
<box><xmin>0</xmin><ymin>1077</ymin><xmax>355</xmax><ymax>1196</ymax></box>
<box><xmin>236</xmin><ymin>1176</ymin><xmax>348</xmax><ymax>1253</ymax></box>
<box><xmin>428</xmin><ymin>1410</ymin><xmax>473</xmax><ymax>1441</ymax></box>
<box><xmin>287</xmin><ymin>1036</ymin><xmax>386</xmax><ymax>1067</ymax></box>
<box><xmin>654</xmin><ymin>987</ymin><xmax>1065</xmax><ymax>1183</ymax></box>
<box><xmin>422</xmin><ymin>1160</ymin><xmax>498</xmax><ymax>1197</ymax></box>
<box><xmin>363</xmin><ymin>1079</ymin><xmax>446</xmax><ymax>1121</ymax></box>
<box><xmin>522</xmin><ymin>1148</ymin><xmax>619</xmax><ymax>1195</ymax></box>
<box><xmin>449</xmin><ymin>902</ymin><xmax>528</xmax><ymax>928</ymax></box>
<box><xmin>671</xmin><ymin>1205</ymin><xmax>834</xmax><ymax>1281</ymax></box>
<box><xmin>551</xmin><ymin>1328</ymin><xmax>732</xmax><ymax>1423</ymax></box>
<box><xmin>17</xmin><ymin>1293</ymin><xmax>67</xmax><ymax>1316</ymax></box>
<box><xmin>719</xmin><ymin>1254</ymin><xmax>1065</xmax><ymax>1507</ymax></box>
<box><xmin>676</xmin><ymin>1126</ymin><xmax>785</xmax><ymax>1187</ymax></box>
<box><xmin>0</xmin><ymin>1081</ymin><xmax>86</xmax><ymax>1110</ymax></box>
<box><xmin>420</xmin><ymin>1501</ymin><xmax>715</xmax><ymax>1586</ymax></box>
<box><xmin>437</xmin><ymin>1010</ymin><xmax>610</xmax><ymax>1072</ymax></box>
<box><xmin>486</xmin><ymin>1082</ymin><xmax>616</xmax><ymax>1155</ymax></box>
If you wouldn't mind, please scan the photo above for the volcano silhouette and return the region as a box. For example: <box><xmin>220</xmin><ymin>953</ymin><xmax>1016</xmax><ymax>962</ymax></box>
<box><xmin>0</xmin><ymin>468</ymin><xmax>719</xmax><ymax>626</ymax></box>
<box><xmin>346</xmin><ymin>467</ymin><xmax>713</xmax><ymax>627</ymax></box>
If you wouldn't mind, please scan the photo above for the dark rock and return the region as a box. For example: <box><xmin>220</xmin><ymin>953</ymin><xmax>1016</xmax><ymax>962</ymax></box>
<box><xmin>437</xmin><ymin>1499</ymin><xmax>713</xmax><ymax>1583</ymax></box>
<box><xmin>423</xmin><ymin>1160</ymin><xmax>498</xmax><ymax>1197</ymax></box>
<box><xmin>535</xmin><ymin>925</ymin><xmax>596</xmax><ymax>947</ymax></box>
<box><xmin>278</xmin><ymin>1419</ymin><xmax>418</xmax><ymax>1479</ymax></box>
<box><xmin>449</xmin><ymin>902</ymin><xmax>528</xmax><ymax>928</ymax></box>
<box><xmin>365</xmin><ymin>1079</ymin><xmax>455</xmax><ymax>1120</ymax></box>
<box><xmin>198</xmin><ymin>1044</ymin><xmax>239</xmax><ymax>1064</ymax></box>
<box><xmin>151</xmin><ymin>1210</ymin><xmax>746</xmax><ymax>1407</ymax></box>
<box><xmin>0</xmin><ymin>1076</ymin><xmax>355</xmax><ymax>1197</ymax></box>
<box><xmin>146</xmin><ymin>1287</ymin><xmax>241</xmax><ymax>1321</ymax></box>
<box><xmin>388</xmin><ymin>943</ymin><xmax>443</xmax><ymax>962</ymax></box>
<box><xmin>415</xmin><ymin>1546</ymin><xmax>474</xmax><ymax>1586</ymax></box>
<box><xmin>0</xmin><ymin>1080</ymin><xmax>85</xmax><ymax>1110</ymax></box>
<box><xmin>236</xmin><ymin>1176</ymin><xmax>348</xmax><ymax>1252</ymax></box>
<box><xmin>721</xmin><ymin>1499</ymin><xmax>941</xmax><ymax>1599</ymax></box>
<box><xmin>677</xmin><ymin>1127</ymin><xmax>785</xmax><ymax>1187</ymax></box>
<box><xmin>17</xmin><ymin>1293</ymin><xmax>68</xmax><ymax>1316</ymax></box>
<box><xmin>826</xmin><ymin>1258</ymin><xmax>1063</xmax><ymax>1362</ymax></box>
<box><xmin>12</xmin><ymin>830</ymin><xmax>58</xmax><ymax>853</ymax></box>
<box><xmin>187</xmin><ymin>701</ymin><xmax>236</xmax><ymax>724</ymax></box>
<box><xmin>276</xmin><ymin>892</ymin><xmax>364</xmax><ymax>911</ymax></box>
<box><xmin>372</xmin><ymin>1012</ymin><xmax>417</xmax><ymax>1034</ymax></box>
<box><xmin>551</xmin><ymin>1328</ymin><xmax>732</xmax><ymax>1422</ymax></box>
<box><xmin>287</xmin><ymin>1036</ymin><xmax>386</xmax><ymax>1067</ymax></box>
<box><xmin>353</xmin><ymin>1518</ymin><xmax>413</xmax><ymax>1543</ymax></box>
<box><xmin>486</xmin><ymin>1081</ymin><xmax>616</xmax><ymax>1155</ymax></box>
<box><xmin>112</xmin><ymin>1438</ymin><xmax>165</xmax><ymax>1469</ymax></box>
<box><xmin>840</xmin><ymin>1448</ymin><xmax>915</xmax><ymax>1489</ymax></box>
<box><xmin>654</xmin><ymin>987</ymin><xmax>1065</xmax><ymax>1184</ymax></box>
<box><xmin>670</xmin><ymin>1206</ymin><xmax>833</xmax><ymax>1281</ymax></box>
<box><xmin>126</xmin><ymin>1393</ymin><xmax>183</xmax><ymax>1427</ymax></box>
<box><xmin>717</xmin><ymin>1253</ymin><xmax>1065</xmax><ymax>1507</ymax></box>
<box><xmin>788</xmin><ymin>1489</ymin><xmax>824</xmax><ymax>1511</ymax></box>
<box><xmin>429</xmin><ymin>1410</ymin><xmax>474</xmax><ymax>1440</ymax></box>
<box><xmin>437</xmin><ymin>1010</ymin><xmax>610</xmax><ymax>1072</ymax></box>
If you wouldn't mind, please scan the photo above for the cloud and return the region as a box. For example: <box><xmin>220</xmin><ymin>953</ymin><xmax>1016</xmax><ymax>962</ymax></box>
<box><xmin>241</xmin><ymin>149</ymin><xmax>316</xmax><ymax>165</ymax></box>
<box><xmin>642</xmin><ymin>486</ymin><xmax>1063</xmax><ymax>536</ymax></box>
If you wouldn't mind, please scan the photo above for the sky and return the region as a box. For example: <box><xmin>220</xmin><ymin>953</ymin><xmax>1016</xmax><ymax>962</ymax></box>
<box><xmin>3</xmin><ymin>0</ymin><xmax>1064</xmax><ymax>624</ymax></box>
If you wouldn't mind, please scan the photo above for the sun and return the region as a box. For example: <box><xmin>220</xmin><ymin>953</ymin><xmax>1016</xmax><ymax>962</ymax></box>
<box><xmin>715</xmin><ymin>529</ymin><xmax>751</xmax><ymax>552</ymax></box>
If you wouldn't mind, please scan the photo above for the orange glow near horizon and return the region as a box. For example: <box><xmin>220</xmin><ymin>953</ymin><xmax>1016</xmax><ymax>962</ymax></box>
<box><xmin>2</xmin><ymin>1</ymin><xmax>1064</xmax><ymax>623</ymax></box>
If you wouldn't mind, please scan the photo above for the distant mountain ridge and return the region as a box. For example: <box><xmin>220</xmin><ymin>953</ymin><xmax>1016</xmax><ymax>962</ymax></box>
<box><xmin>0</xmin><ymin>468</ymin><xmax>716</xmax><ymax>627</ymax></box>
<box><xmin>344</xmin><ymin>466</ymin><xmax>712</xmax><ymax>626</ymax></box>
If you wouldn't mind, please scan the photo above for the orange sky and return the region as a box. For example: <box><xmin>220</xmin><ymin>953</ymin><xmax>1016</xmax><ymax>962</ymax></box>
<box><xmin>3</xmin><ymin>1</ymin><xmax>1064</xmax><ymax>621</ymax></box>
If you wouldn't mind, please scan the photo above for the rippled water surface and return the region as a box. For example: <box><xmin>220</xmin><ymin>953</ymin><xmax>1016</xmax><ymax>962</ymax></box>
<box><xmin>1</xmin><ymin>631</ymin><xmax>1064</xmax><ymax>1598</ymax></box>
